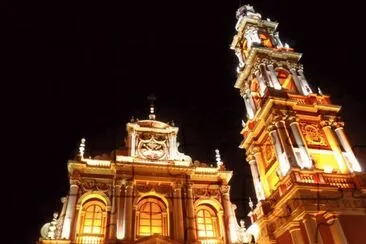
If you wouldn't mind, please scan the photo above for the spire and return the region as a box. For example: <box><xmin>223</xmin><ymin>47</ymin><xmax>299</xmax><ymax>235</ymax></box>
<box><xmin>79</xmin><ymin>138</ymin><xmax>86</xmax><ymax>159</ymax></box>
<box><xmin>147</xmin><ymin>94</ymin><xmax>157</xmax><ymax>120</ymax></box>
<box><xmin>215</xmin><ymin>148</ymin><xmax>224</xmax><ymax>169</ymax></box>
<box><xmin>318</xmin><ymin>86</ymin><xmax>324</xmax><ymax>95</ymax></box>
<box><xmin>47</xmin><ymin>212</ymin><xmax>58</xmax><ymax>239</ymax></box>
<box><xmin>248</xmin><ymin>197</ymin><xmax>254</xmax><ymax>211</ymax></box>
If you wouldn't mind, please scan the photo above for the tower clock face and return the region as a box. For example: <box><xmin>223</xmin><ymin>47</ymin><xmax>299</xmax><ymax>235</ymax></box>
<box><xmin>137</xmin><ymin>133</ymin><xmax>168</xmax><ymax>160</ymax></box>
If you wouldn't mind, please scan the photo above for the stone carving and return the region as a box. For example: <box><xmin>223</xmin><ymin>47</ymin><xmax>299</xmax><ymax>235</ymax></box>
<box><xmin>261</xmin><ymin>135</ymin><xmax>276</xmax><ymax>169</ymax></box>
<box><xmin>300</xmin><ymin>123</ymin><xmax>329</xmax><ymax>148</ymax></box>
<box><xmin>81</xmin><ymin>179</ymin><xmax>110</xmax><ymax>193</ymax></box>
<box><xmin>137</xmin><ymin>133</ymin><xmax>168</xmax><ymax>160</ymax></box>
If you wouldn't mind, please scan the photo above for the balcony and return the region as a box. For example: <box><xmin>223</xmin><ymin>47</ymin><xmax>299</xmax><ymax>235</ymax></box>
<box><xmin>198</xmin><ymin>238</ymin><xmax>224</xmax><ymax>244</ymax></box>
<box><xmin>75</xmin><ymin>234</ymin><xmax>104</xmax><ymax>244</ymax></box>
<box><xmin>268</xmin><ymin>169</ymin><xmax>362</xmax><ymax>207</ymax></box>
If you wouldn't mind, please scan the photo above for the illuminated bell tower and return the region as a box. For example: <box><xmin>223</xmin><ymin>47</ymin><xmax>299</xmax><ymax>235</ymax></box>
<box><xmin>231</xmin><ymin>5</ymin><xmax>366</xmax><ymax>244</ymax></box>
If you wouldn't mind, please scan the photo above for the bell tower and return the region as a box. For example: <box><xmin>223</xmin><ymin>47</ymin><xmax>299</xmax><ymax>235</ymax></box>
<box><xmin>231</xmin><ymin>5</ymin><xmax>366</xmax><ymax>244</ymax></box>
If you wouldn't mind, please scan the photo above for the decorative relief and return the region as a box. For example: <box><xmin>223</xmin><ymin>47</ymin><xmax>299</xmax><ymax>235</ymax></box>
<box><xmin>193</xmin><ymin>187</ymin><xmax>221</xmax><ymax>200</ymax></box>
<box><xmin>135</xmin><ymin>183</ymin><xmax>172</xmax><ymax>196</ymax></box>
<box><xmin>136</xmin><ymin>184</ymin><xmax>153</xmax><ymax>193</ymax></box>
<box><xmin>80</xmin><ymin>179</ymin><xmax>111</xmax><ymax>194</ymax></box>
<box><xmin>299</xmin><ymin>122</ymin><xmax>330</xmax><ymax>149</ymax></box>
<box><xmin>155</xmin><ymin>185</ymin><xmax>172</xmax><ymax>195</ymax></box>
<box><xmin>137</xmin><ymin>133</ymin><xmax>168</xmax><ymax>160</ymax></box>
<box><xmin>260</xmin><ymin>135</ymin><xmax>276</xmax><ymax>171</ymax></box>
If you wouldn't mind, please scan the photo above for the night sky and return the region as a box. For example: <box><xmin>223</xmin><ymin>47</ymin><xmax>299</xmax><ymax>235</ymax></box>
<box><xmin>5</xmin><ymin>1</ymin><xmax>366</xmax><ymax>243</ymax></box>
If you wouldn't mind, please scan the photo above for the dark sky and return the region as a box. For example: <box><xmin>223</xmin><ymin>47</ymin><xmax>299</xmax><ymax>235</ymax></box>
<box><xmin>5</xmin><ymin>1</ymin><xmax>366</xmax><ymax>243</ymax></box>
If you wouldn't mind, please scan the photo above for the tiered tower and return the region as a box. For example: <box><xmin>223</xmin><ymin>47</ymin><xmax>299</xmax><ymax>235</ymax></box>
<box><xmin>231</xmin><ymin>5</ymin><xmax>366</xmax><ymax>244</ymax></box>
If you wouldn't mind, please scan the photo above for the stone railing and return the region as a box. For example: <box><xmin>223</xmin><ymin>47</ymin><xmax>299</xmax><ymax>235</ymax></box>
<box><xmin>268</xmin><ymin>169</ymin><xmax>359</xmax><ymax>206</ymax></box>
<box><xmin>198</xmin><ymin>238</ymin><xmax>224</xmax><ymax>244</ymax></box>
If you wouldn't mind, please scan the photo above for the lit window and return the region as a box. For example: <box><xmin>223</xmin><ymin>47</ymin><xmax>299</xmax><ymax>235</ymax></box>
<box><xmin>77</xmin><ymin>199</ymin><xmax>106</xmax><ymax>241</ymax></box>
<box><xmin>136</xmin><ymin>197</ymin><xmax>168</xmax><ymax>237</ymax></box>
<box><xmin>276</xmin><ymin>68</ymin><xmax>298</xmax><ymax>93</ymax></box>
<box><xmin>196</xmin><ymin>205</ymin><xmax>219</xmax><ymax>239</ymax></box>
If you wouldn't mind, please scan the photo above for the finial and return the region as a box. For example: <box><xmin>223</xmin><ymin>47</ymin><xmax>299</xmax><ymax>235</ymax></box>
<box><xmin>242</xmin><ymin>120</ymin><xmax>246</xmax><ymax>127</ymax></box>
<box><xmin>130</xmin><ymin>116</ymin><xmax>135</xmax><ymax>122</ymax></box>
<box><xmin>248</xmin><ymin>197</ymin><xmax>254</xmax><ymax>210</ymax></box>
<box><xmin>284</xmin><ymin>43</ymin><xmax>290</xmax><ymax>48</ymax></box>
<box><xmin>318</xmin><ymin>87</ymin><xmax>323</xmax><ymax>95</ymax></box>
<box><xmin>171</xmin><ymin>120</ymin><xmax>175</xmax><ymax>126</ymax></box>
<box><xmin>47</xmin><ymin>212</ymin><xmax>58</xmax><ymax>239</ymax></box>
<box><xmin>215</xmin><ymin>149</ymin><xmax>223</xmax><ymax>168</ymax></box>
<box><xmin>147</xmin><ymin>94</ymin><xmax>157</xmax><ymax>120</ymax></box>
<box><xmin>240</xmin><ymin>219</ymin><xmax>245</xmax><ymax>228</ymax></box>
<box><xmin>79</xmin><ymin>138</ymin><xmax>86</xmax><ymax>159</ymax></box>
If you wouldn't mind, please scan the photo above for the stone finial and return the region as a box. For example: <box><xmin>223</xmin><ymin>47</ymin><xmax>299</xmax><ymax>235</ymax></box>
<box><xmin>318</xmin><ymin>87</ymin><xmax>323</xmax><ymax>95</ymax></box>
<box><xmin>46</xmin><ymin>212</ymin><xmax>58</xmax><ymax>239</ymax></box>
<box><xmin>79</xmin><ymin>138</ymin><xmax>86</xmax><ymax>159</ymax></box>
<box><xmin>147</xmin><ymin>94</ymin><xmax>157</xmax><ymax>120</ymax></box>
<box><xmin>215</xmin><ymin>149</ymin><xmax>224</xmax><ymax>168</ymax></box>
<box><xmin>248</xmin><ymin>197</ymin><xmax>254</xmax><ymax>210</ymax></box>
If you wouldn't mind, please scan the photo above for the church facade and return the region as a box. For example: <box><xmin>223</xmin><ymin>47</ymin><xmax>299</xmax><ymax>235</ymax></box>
<box><xmin>231</xmin><ymin>5</ymin><xmax>366</xmax><ymax>244</ymax></box>
<box><xmin>38</xmin><ymin>4</ymin><xmax>366</xmax><ymax>244</ymax></box>
<box><xmin>37</xmin><ymin>105</ymin><xmax>247</xmax><ymax>243</ymax></box>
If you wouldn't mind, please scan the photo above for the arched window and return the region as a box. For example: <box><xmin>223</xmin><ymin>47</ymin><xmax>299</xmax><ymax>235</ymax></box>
<box><xmin>77</xmin><ymin>199</ymin><xmax>107</xmax><ymax>242</ymax></box>
<box><xmin>275</xmin><ymin>68</ymin><xmax>298</xmax><ymax>93</ymax></box>
<box><xmin>136</xmin><ymin>197</ymin><xmax>168</xmax><ymax>237</ymax></box>
<box><xmin>196</xmin><ymin>205</ymin><xmax>219</xmax><ymax>239</ymax></box>
<box><xmin>258</xmin><ymin>32</ymin><xmax>273</xmax><ymax>48</ymax></box>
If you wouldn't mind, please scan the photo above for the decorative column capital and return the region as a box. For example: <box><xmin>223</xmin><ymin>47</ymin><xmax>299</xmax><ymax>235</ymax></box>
<box><xmin>116</xmin><ymin>178</ymin><xmax>127</xmax><ymax>187</ymax></box>
<box><xmin>246</xmin><ymin>154</ymin><xmax>256</xmax><ymax>163</ymax></box>
<box><xmin>288</xmin><ymin>221</ymin><xmax>302</xmax><ymax>232</ymax></box>
<box><xmin>173</xmin><ymin>181</ymin><xmax>183</xmax><ymax>190</ymax></box>
<box><xmin>267</xmin><ymin>123</ymin><xmax>277</xmax><ymax>132</ymax></box>
<box><xmin>69</xmin><ymin>179</ymin><xmax>81</xmax><ymax>186</ymax></box>
<box><xmin>333</xmin><ymin>121</ymin><xmax>345</xmax><ymax>129</ymax></box>
<box><xmin>220</xmin><ymin>185</ymin><xmax>231</xmax><ymax>195</ymax></box>
<box><xmin>320</xmin><ymin>120</ymin><xmax>331</xmax><ymax>128</ymax></box>
<box><xmin>252</xmin><ymin>146</ymin><xmax>261</xmax><ymax>154</ymax></box>
<box><xmin>286</xmin><ymin>115</ymin><xmax>298</xmax><ymax>125</ymax></box>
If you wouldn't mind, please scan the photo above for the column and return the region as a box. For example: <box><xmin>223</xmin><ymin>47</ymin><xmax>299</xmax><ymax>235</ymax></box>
<box><xmin>116</xmin><ymin>182</ymin><xmax>125</xmax><ymax>240</ymax></box>
<box><xmin>56</xmin><ymin>197</ymin><xmax>68</xmax><ymax>239</ymax></box>
<box><xmin>125</xmin><ymin>181</ymin><xmax>134</xmax><ymax>240</ymax></box>
<box><xmin>324</xmin><ymin>214</ymin><xmax>348</xmax><ymax>244</ymax></box>
<box><xmin>290</xmin><ymin>68</ymin><xmax>305</xmax><ymax>95</ymax></box>
<box><xmin>221</xmin><ymin>185</ymin><xmax>236</xmax><ymax>243</ymax></box>
<box><xmin>247</xmin><ymin>154</ymin><xmax>264</xmax><ymax>201</ymax></box>
<box><xmin>274</xmin><ymin>32</ymin><xmax>283</xmax><ymax>48</ymax></box>
<box><xmin>320</xmin><ymin>121</ymin><xmax>348</xmax><ymax>173</ymax></box>
<box><xmin>275</xmin><ymin>120</ymin><xmax>298</xmax><ymax>167</ymax></box>
<box><xmin>130</xmin><ymin>130</ymin><xmax>136</xmax><ymax>156</ymax></box>
<box><xmin>169</xmin><ymin>132</ymin><xmax>177</xmax><ymax>159</ymax></box>
<box><xmin>61</xmin><ymin>181</ymin><xmax>79</xmax><ymax>239</ymax></box>
<box><xmin>298</xmin><ymin>68</ymin><xmax>313</xmax><ymax>95</ymax></box>
<box><xmin>255</xmin><ymin>70</ymin><xmax>267</xmax><ymax>96</ymax></box>
<box><xmin>259</xmin><ymin>64</ymin><xmax>271</xmax><ymax>86</ymax></box>
<box><xmin>267</xmin><ymin>64</ymin><xmax>282</xmax><ymax>90</ymax></box>
<box><xmin>289</xmin><ymin>223</ymin><xmax>306</xmax><ymax>244</ymax></box>
<box><xmin>288</xmin><ymin>116</ymin><xmax>313</xmax><ymax>168</ymax></box>
<box><xmin>268</xmin><ymin>124</ymin><xmax>290</xmax><ymax>177</ymax></box>
<box><xmin>252</xmin><ymin>147</ymin><xmax>270</xmax><ymax>197</ymax></box>
<box><xmin>186</xmin><ymin>183</ymin><xmax>197</xmax><ymax>242</ymax></box>
<box><xmin>173</xmin><ymin>183</ymin><xmax>184</xmax><ymax>242</ymax></box>
<box><xmin>303</xmin><ymin>216</ymin><xmax>323</xmax><ymax>244</ymax></box>
<box><xmin>243</xmin><ymin>93</ymin><xmax>255</xmax><ymax>119</ymax></box>
<box><xmin>247</xmin><ymin>90</ymin><xmax>257</xmax><ymax>114</ymax></box>
<box><xmin>334</xmin><ymin>124</ymin><xmax>362</xmax><ymax>172</ymax></box>
<box><xmin>108</xmin><ymin>185</ymin><xmax>117</xmax><ymax>239</ymax></box>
